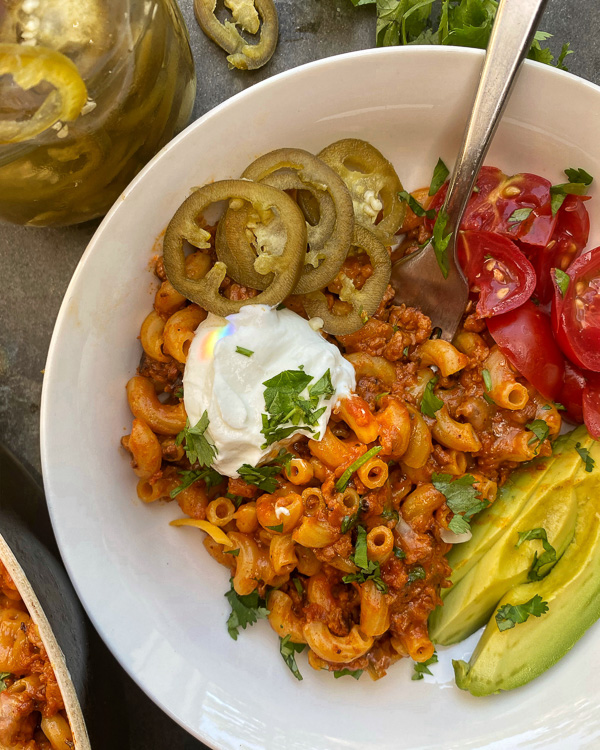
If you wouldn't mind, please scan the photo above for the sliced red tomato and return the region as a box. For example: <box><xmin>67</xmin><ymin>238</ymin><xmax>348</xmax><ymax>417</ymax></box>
<box><xmin>428</xmin><ymin>167</ymin><xmax>556</xmax><ymax>247</ymax></box>
<box><xmin>558</xmin><ymin>360</ymin><xmax>587</xmax><ymax>424</ymax></box>
<box><xmin>583</xmin><ymin>376</ymin><xmax>600</xmax><ymax>439</ymax></box>
<box><xmin>551</xmin><ymin>248</ymin><xmax>600</xmax><ymax>372</ymax></box>
<box><xmin>458</xmin><ymin>231</ymin><xmax>536</xmax><ymax>317</ymax></box>
<box><xmin>520</xmin><ymin>195</ymin><xmax>591</xmax><ymax>304</ymax></box>
<box><xmin>487</xmin><ymin>301</ymin><xmax>565</xmax><ymax>401</ymax></box>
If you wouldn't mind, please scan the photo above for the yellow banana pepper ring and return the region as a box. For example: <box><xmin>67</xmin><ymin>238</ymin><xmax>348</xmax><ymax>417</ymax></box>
<box><xmin>194</xmin><ymin>0</ymin><xmax>278</xmax><ymax>70</ymax></box>
<box><xmin>163</xmin><ymin>179</ymin><xmax>307</xmax><ymax>317</ymax></box>
<box><xmin>303</xmin><ymin>226</ymin><xmax>392</xmax><ymax>335</ymax></box>
<box><xmin>0</xmin><ymin>44</ymin><xmax>87</xmax><ymax>145</ymax></box>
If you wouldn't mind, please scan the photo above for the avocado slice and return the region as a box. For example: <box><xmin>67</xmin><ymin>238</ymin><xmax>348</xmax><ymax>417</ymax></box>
<box><xmin>454</xmin><ymin>465</ymin><xmax>600</xmax><ymax>696</ymax></box>
<box><xmin>442</xmin><ymin>425</ymin><xmax>593</xmax><ymax>592</ymax></box>
<box><xmin>430</xmin><ymin>481</ymin><xmax>579</xmax><ymax>645</ymax></box>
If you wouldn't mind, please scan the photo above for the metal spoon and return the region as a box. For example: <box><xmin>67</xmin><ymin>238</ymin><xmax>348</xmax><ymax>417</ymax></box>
<box><xmin>391</xmin><ymin>0</ymin><xmax>548</xmax><ymax>341</ymax></box>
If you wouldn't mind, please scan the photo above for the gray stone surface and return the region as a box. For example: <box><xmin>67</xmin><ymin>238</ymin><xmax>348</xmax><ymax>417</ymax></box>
<box><xmin>0</xmin><ymin>1</ymin><xmax>599</xmax><ymax>747</ymax></box>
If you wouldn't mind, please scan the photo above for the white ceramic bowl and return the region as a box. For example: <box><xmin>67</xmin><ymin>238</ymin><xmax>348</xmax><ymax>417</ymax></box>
<box><xmin>41</xmin><ymin>47</ymin><xmax>600</xmax><ymax>749</ymax></box>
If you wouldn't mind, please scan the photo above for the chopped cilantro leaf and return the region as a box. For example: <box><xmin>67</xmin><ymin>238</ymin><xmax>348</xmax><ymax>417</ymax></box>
<box><xmin>353</xmin><ymin>525</ymin><xmax>368</xmax><ymax>569</ymax></box>
<box><xmin>394</xmin><ymin>546</ymin><xmax>406</xmax><ymax>559</ymax></box>
<box><xmin>516</xmin><ymin>527</ymin><xmax>557</xmax><ymax>581</ymax></box>
<box><xmin>575</xmin><ymin>442</ymin><xmax>595</xmax><ymax>473</ymax></box>
<box><xmin>341</xmin><ymin>509</ymin><xmax>361</xmax><ymax>534</ymax></box>
<box><xmin>175</xmin><ymin>413</ymin><xmax>218</xmax><ymax>468</ymax></box>
<box><xmin>343</xmin><ymin>525</ymin><xmax>388</xmax><ymax>592</ymax></box>
<box><xmin>420</xmin><ymin>376</ymin><xmax>443</xmax><ymax>418</ymax></box>
<box><xmin>412</xmin><ymin>652</ymin><xmax>438</xmax><ymax>681</ymax></box>
<box><xmin>279</xmin><ymin>635</ymin><xmax>306</xmax><ymax>680</ymax></box>
<box><xmin>224</xmin><ymin>548</ymin><xmax>240</xmax><ymax>556</ymax></box>
<box><xmin>398</xmin><ymin>190</ymin><xmax>435</xmax><ymax>219</ymax></box>
<box><xmin>432</xmin><ymin>473</ymin><xmax>488</xmax><ymax>535</ymax></box>
<box><xmin>237</xmin><ymin>463</ymin><xmax>281</xmax><ymax>493</ymax></box>
<box><xmin>482</xmin><ymin>368</ymin><xmax>492</xmax><ymax>392</ymax></box>
<box><xmin>508</xmin><ymin>207</ymin><xmax>533</xmax><ymax>224</ymax></box>
<box><xmin>170</xmin><ymin>468</ymin><xmax>224</xmax><ymax>499</ymax></box>
<box><xmin>553</xmin><ymin>268</ymin><xmax>570</xmax><ymax>297</ymax></box>
<box><xmin>381</xmin><ymin>508</ymin><xmax>400</xmax><ymax>523</ymax></box>
<box><xmin>429</xmin><ymin>158</ymin><xmax>449</xmax><ymax>196</ymax></box>
<box><xmin>293</xmin><ymin>578</ymin><xmax>304</xmax><ymax>596</ymax></box>
<box><xmin>308</xmin><ymin>369</ymin><xmax>335</xmax><ymax>402</ymax></box>
<box><xmin>335</xmin><ymin>446</ymin><xmax>383</xmax><ymax>492</ymax></box>
<box><xmin>526</xmin><ymin>420</ymin><xmax>550</xmax><ymax>452</ymax></box>
<box><xmin>495</xmin><ymin>595</ymin><xmax>549</xmax><ymax>632</ymax></box>
<box><xmin>564</xmin><ymin>167</ymin><xmax>593</xmax><ymax>186</ymax></box>
<box><xmin>225</xmin><ymin>581</ymin><xmax>269</xmax><ymax>640</ymax></box>
<box><xmin>407</xmin><ymin>565</ymin><xmax>426</xmax><ymax>584</ymax></box>
<box><xmin>235</xmin><ymin>346</ymin><xmax>253</xmax><ymax>357</ymax></box>
<box><xmin>432</xmin><ymin>208</ymin><xmax>451</xmax><ymax>279</ymax></box>
<box><xmin>333</xmin><ymin>668</ymin><xmax>363</xmax><ymax>680</ymax></box>
<box><xmin>550</xmin><ymin>181</ymin><xmax>590</xmax><ymax>216</ymax></box>
<box><xmin>267</xmin><ymin>523</ymin><xmax>284</xmax><ymax>533</ymax></box>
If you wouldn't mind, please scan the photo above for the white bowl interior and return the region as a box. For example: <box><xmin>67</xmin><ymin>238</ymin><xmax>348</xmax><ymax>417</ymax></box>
<box><xmin>42</xmin><ymin>47</ymin><xmax>600</xmax><ymax>750</ymax></box>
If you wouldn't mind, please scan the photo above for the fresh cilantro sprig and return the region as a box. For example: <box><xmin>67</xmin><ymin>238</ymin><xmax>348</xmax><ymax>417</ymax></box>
<box><xmin>564</xmin><ymin>167</ymin><xmax>593</xmax><ymax>186</ymax></box>
<box><xmin>225</xmin><ymin>581</ymin><xmax>269</xmax><ymax>640</ymax></box>
<box><xmin>398</xmin><ymin>190</ymin><xmax>435</xmax><ymax>219</ymax></box>
<box><xmin>420</xmin><ymin>376</ymin><xmax>443</xmax><ymax>418</ymax></box>
<box><xmin>549</xmin><ymin>168</ymin><xmax>593</xmax><ymax>215</ymax></box>
<box><xmin>237</xmin><ymin>464</ymin><xmax>281</xmax><ymax>493</ymax></box>
<box><xmin>432</xmin><ymin>473</ymin><xmax>488</xmax><ymax>534</ymax></box>
<box><xmin>412</xmin><ymin>652</ymin><xmax>438</xmax><ymax>681</ymax></box>
<box><xmin>526</xmin><ymin>420</ymin><xmax>550</xmax><ymax>453</ymax></box>
<box><xmin>349</xmin><ymin>0</ymin><xmax>573</xmax><ymax>71</ymax></box>
<box><xmin>261</xmin><ymin>368</ymin><xmax>334</xmax><ymax>447</ymax></box>
<box><xmin>553</xmin><ymin>268</ymin><xmax>570</xmax><ymax>297</ymax></box>
<box><xmin>575</xmin><ymin>442</ymin><xmax>595</xmax><ymax>473</ymax></box>
<box><xmin>170</xmin><ymin>468</ymin><xmax>224</xmax><ymax>499</ymax></box>
<box><xmin>175</xmin><ymin>412</ymin><xmax>218</xmax><ymax>468</ymax></box>
<box><xmin>335</xmin><ymin>446</ymin><xmax>382</xmax><ymax>492</ymax></box>
<box><xmin>280</xmin><ymin>635</ymin><xmax>306</xmax><ymax>680</ymax></box>
<box><xmin>334</xmin><ymin>668</ymin><xmax>363</xmax><ymax>680</ymax></box>
<box><xmin>516</xmin><ymin>527</ymin><xmax>557</xmax><ymax>581</ymax></box>
<box><xmin>495</xmin><ymin>594</ymin><xmax>549</xmax><ymax>632</ymax></box>
<box><xmin>342</xmin><ymin>525</ymin><xmax>388</xmax><ymax>592</ymax></box>
<box><xmin>429</xmin><ymin>158</ymin><xmax>449</xmax><ymax>196</ymax></box>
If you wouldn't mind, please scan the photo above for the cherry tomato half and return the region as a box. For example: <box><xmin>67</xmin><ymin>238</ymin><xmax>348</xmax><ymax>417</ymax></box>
<box><xmin>552</xmin><ymin>248</ymin><xmax>600</xmax><ymax>373</ymax></box>
<box><xmin>458</xmin><ymin>230</ymin><xmax>536</xmax><ymax>318</ymax></box>
<box><xmin>583</xmin><ymin>376</ymin><xmax>600</xmax><ymax>440</ymax></box>
<box><xmin>520</xmin><ymin>195</ymin><xmax>591</xmax><ymax>305</ymax></box>
<box><xmin>558</xmin><ymin>360</ymin><xmax>587</xmax><ymax>424</ymax></box>
<box><xmin>487</xmin><ymin>301</ymin><xmax>565</xmax><ymax>401</ymax></box>
<box><xmin>429</xmin><ymin>167</ymin><xmax>556</xmax><ymax>247</ymax></box>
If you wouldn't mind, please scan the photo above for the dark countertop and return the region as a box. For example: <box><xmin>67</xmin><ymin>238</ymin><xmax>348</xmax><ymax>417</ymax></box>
<box><xmin>1</xmin><ymin>1</ymin><xmax>599</xmax><ymax>747</ymax></box>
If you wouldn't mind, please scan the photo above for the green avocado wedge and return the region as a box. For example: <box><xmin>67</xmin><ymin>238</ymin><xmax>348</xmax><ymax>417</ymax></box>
<box><xmin>442</xmin><ymin>426</ymin><xmax>593</xmax><ymax>593</ymax></box>
<box><xmin>453</xmin><ymin>466</ymin><xmax>600</xmax><ymax>696</ymax></box>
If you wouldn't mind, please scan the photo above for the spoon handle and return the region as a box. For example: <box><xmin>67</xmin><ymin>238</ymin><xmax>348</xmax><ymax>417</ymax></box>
<box><xmin>442</xmin><ymin>0</ymin><xmax>549</xmax><ymax>236</ymax></box>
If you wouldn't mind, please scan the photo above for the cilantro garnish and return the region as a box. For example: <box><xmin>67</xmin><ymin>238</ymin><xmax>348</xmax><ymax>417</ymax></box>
<box><xmin>170</xmin><ymin>468</ymin><xmax>224</xmax><ymax>499</ymax></box>
<box><xmin>526</xmin><ymin>420</ymin><xmax>550</xmax><ymax>452</ymax></box>
<box><xmin>549</xmin><ymin>180</ymin><xmax>590</xmax><ymax>216</ymax></box>
<box><xmin>407</xmin><ymin>565</ymin><xmax>426</xmax><ymax>584</ymax></box>
<box><xmin>235</xmin><ymin>346</ymin><xmax>253</xmax><ymax>357</ymax></box>
<box><xmin>553</xmin><ymin>268</ymin><xmax>570</xmax><ymax>297</ymax></box>
<box><xmin>267</xmin><ymin>523</ymin><xmax>284</xmax><ymax>533</ymax></box>
<box><xmin>429</xmin><ymin>158</ymin><xmax>449</xmax><ymax>196</ymax></box>
<box><xmin>495</xmin><ymin>595</ymin><xmax>549</xmax><ymax>632</ymax></box>
<box><xmin>381</xmin><ymin>507</ymin><xmax>400</xmax><ymax>523</ymax></box>
<box><xmin>420</xmin><ymin>376</ymin><xmax>443</xmax><ymax>418</ymax></box>
<box><xmin>335</xmin><ymin>446</ymin><xmax>383</xmax><ymax>492</ymax></box>
<box><xmin>0</xmin><ymin>673</ymin><xmax>11</xmax><ymax>693</ymax></box>
<box><xmin>292</xmin><ymin>577</ymin><xmax>304</xmax><ymax>596</ymax></box>
<box><xmin>508</xmin><ymin>207</ymin><xmax>533</xmax><ymax>224</ymax></box>
<box><xmin>174</xmin><ymin>387</ymin><xmax>184</xmax><ymax>399</ymax></box>
<box><xmin>225</xmin><ymin>581</ymin><xmax>269</xmax><ymax>640</ymax></box>
<box><xmin>175</xmin><ymin>412</ymin><xmax>217</xmax><ymax>468</ymax></box>
<box><xmin>333</xmin><ymin>668</ymin><xmax>363</xmax><ymax>680</ymax></box>
<box><xmin>564</xmin><ymin>167</ymin><xmax>593</xmax><ymax>186</ymax></box>
<box><xmin>432</xmin><ymin>473</ymin><xmax>488</xmax><ymax>535</ymax></box>
<box><xmin>341</xmin><ymin>508</ymin><xmax>361</xmax><ymax>534</ymax></box>
<box><xmin>432</xmin><ymin>208</ymin><xmax>451</xmax><ymax>279</ymax></box>
<box><xmin>516</xmin><ymin>527</ymin><xmax>557</xmax><ymax>581</ymax></box>
<box><xmin>226</xmin><ymin>492</ymin><xmax>246</xmax><ymax>509</ymax></box>
<box><xmin>261</xmin><ymin>368</ymin><xmax>333</xmax><ymax>447</ymax></box>
<box><xmin>397</xmin><ymin>190</ymin><xmax>435</xmax><ymax>219</ymax></box>
<box><xmin>279</xmin><ymin>635</ymin><xmax>306</xmax><ymax>680</ymax></box>
<box><xmin>411</xmin><ymin>652</ymin><xmax>438</xmax><ymax>681</ymax></box>
<box><xmin>575</xmin><ymin>442</ymin><xmax>595</xmax><ymax>473</ymax></box>
<box><xmin>224</xmin><ymin>548</ymin><xmax>240</xmax><ymax>556</ymax></box>
<box><xmin>481</xmin><ymin>368</ymin><xmax>492</xmax><ymax>393</ymax></box>
<box><xmin>237</xmin><ymin>464</ymin><xmax>281</xmax><ymax>493</ymax></box>
<box><xmin>394</xmin><ymin>546</ymin><xmax>406</xmax><ymax>559</ymax></box>
<box><xmin>342</xmin><ymin>525</ymin><xmax>388</xmax><ymax>592</ymax></box>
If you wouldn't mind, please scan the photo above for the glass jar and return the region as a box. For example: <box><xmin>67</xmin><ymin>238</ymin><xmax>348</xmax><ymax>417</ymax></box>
<box><xmin>0</xmin><ymin>0</ymin><xmax>196</xmax><ymax>226</ymax></box>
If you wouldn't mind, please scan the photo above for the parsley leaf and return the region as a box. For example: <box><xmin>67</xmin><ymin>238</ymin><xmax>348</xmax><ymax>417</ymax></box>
<box><xmin>407</xmin><ymin>565</ymin><xmax>426</xmax><ymax>584</ymax></box>
<box><xmin>353</xmin><ymin>525</ymin><xmax>369</xmax><ymax>569</ymax></box>
<box><xmin>564</xmin><ymin>167</ymin><xmax>593</xmax><ymax>186</ymax></box>
<box><xmin>394</xmin><ymin>546</ymin><xmax>406</xmax><ymax>559</ymax></box>
<box><xmin>429</xmin><ymin>157</ymin><xmax>449</xmax><ymax>196</ymax></box>
<box><xmin>432</xmin><ymin>473</ymin><xmax>488</xmax><ymax>535</ymax></box>
<box><xmin>333</xmin><ymin>668</ymin><xmax>363</xmax><ymax>680</ymax></box>
<box><xmin>398</xmin><ymin>190</ymin><xmax>435</xmax><ymax>219</ymax></box>
<box><xmin>432</xmin><ymin>208</ymin><xmax>451</xmax><ymax>279</ymax></box>
<box><xmin>170</xmin><ymin>468</ymin><xmax>224</xmax><ymax>499</ymax></box>
<box><xmin>335</xmin><ymin>446</ymin><xmax>383</xmax><ymax>492</ymax></box>
<box><xmin>553</xmin><ymin>268</ymin><xmax>570</xmax><ymax>297</ymax></box>
<box><xmin>0</xmin><ymin>673</ymin><xmax>11</xmax><ymax>693</ymax></box>
<box><xmin>516</xmin><ymin>527</ymin><xmax>557</xmax><ymax>581</ymax></box>
<box><xmin>420</xmin><ymin>376</ymin><xmax>443</xmax><ymax>418</ymax></box>
<box><xmin>411</xmin><ymin>652</ymin><xmax>438</xmax><ymax>681</ymax></box>
<box><xmin>508</xmin><ymin>207</ymin><xmax>533</xmax><ymax>224</ymax></box>
<box><xmin>495</xmin><ymin>594</ymin><xmax>549</xmax><ymax>632</ymax></box>
<box><xmin>341</xmin><ymin>508</ymin><xmax>361</xmax><ymax>534</ymax></box>
<box><xmin>308</xmin><ymin>369</ymin><xmax>335</xmax><ymax>403</ymax></box>
<box><xmin>237</xmin><ymin>463</ymin><xmax>281</xmax><ymax>493</ymax></box>
<box><xmin>279</xmin><ymin>635</ymin><xmax>306</xmax><ymax>680</ymax></box>
<box><xmin>235</xmin><ymin>346</ymin><xmax>253</xmax><ymax>357</ymax></box>
<box><xmin>575</xmin><ymin>442</ymin><xmax>595</xmax><ymax>473</ymax></box>
<box><xmin>225</xmin><ymin>581</ymin><xmax>269</xmax><ymax>640</ymax></box>
<box><xmin>343</xmin><ymin>525</ymin><xmax>388</xmax><ymax>592</ymax></box>
<box><xmin>550</xmin><ymin>181</ymin><xmax>590</xmax><ymax>216</ymax></box>
<box><xmin>526</xmin><ymin>420</ymin><xmax>550</xmax><ymax>452</ymax></box>
<box><xmin>175</xmin><ymin>413</ymin><xmax>218</xmax><ymax>468</ymax></box>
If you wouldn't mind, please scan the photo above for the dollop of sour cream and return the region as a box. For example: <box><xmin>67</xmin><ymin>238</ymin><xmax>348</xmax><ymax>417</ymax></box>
<box><xmin>183</xmin><ymin>305</ymin><xmax>356</xmax><ymax>477</ymax></box>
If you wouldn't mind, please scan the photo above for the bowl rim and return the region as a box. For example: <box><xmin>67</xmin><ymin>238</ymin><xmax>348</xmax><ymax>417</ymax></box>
<box><xmin>40</xmin><ymin>44</ymin><xmax>600</xmax><ymax>748</ymax></box>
